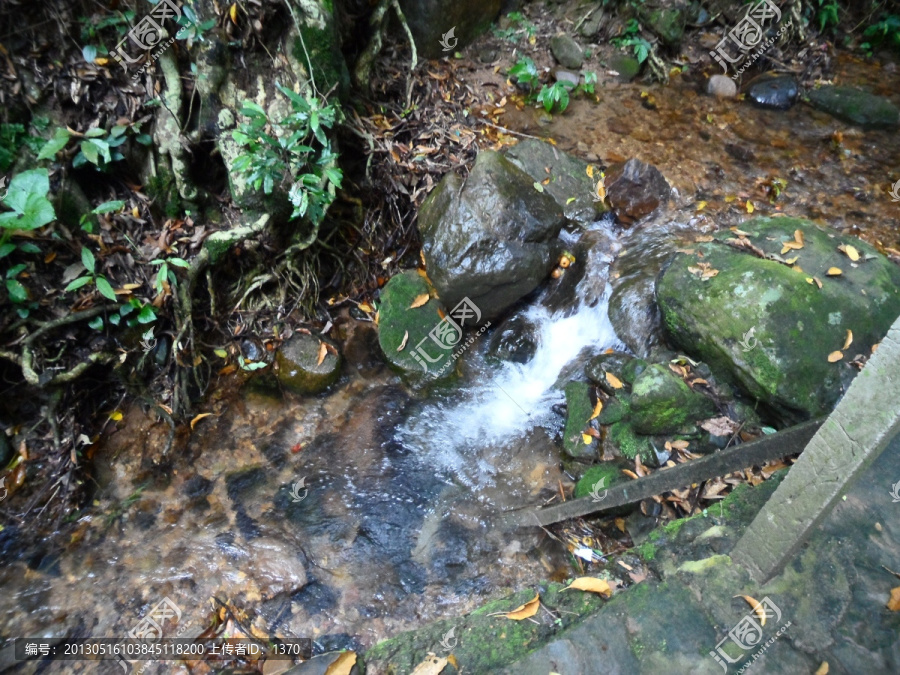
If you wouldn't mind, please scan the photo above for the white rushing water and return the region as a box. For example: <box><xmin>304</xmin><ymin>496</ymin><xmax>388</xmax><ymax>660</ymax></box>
<box><xmin>398</xmin><ymin>226</ymin><xmax>624</xmax><ymax>488</ymax></box>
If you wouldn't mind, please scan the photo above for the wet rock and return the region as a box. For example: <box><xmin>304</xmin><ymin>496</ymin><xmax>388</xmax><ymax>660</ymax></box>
<box><xmin>641</xmin><ymin>7</ymin><xmax>685</xmax><ymax>48</ymax></box>
<box><xmin>805</xmin><ymin>85</ymin><xmax>900</xmax><ymax>130</ymax></box>
<box><xmin>608</xmin><ymin>54</ymin><xmax>642</xmax><ymax>82</ymax></box>
<box><xmin>552</xmin><ymin>68</ymin><xmax>580</xmax><ymax>87</ymax></box>
<box><xmin>488</xmin><ymin>314</ymin><xmax>540</xmax><ymax>363</ymax></box>
<box><xmin>418</xmin><ymin>151</ymin><xmax>565</xmax><ymax>320</ymax></box>
<box><xmin>586</xmin><ymin>351</ymin><xmax>646</xmax><ymax>393</ymax></box>
<box><xmin>399</xmin><ymin>0</ymin><xmax>501</xmax><ymax>59</ymax></box>
<box><xmin>375</xmin><ymin>270</ymin><xmax>451</xmax><ymax>376</ymax></box>
<box><xmin>707</xmin><ymin>74</ymin><xmax>737</xmax><ymax>99</ymax></box>
<box><xmin>604</xmin><ymin>421</ymin><xmax>652</xmax><ymax>462</ymax></box>
<box><xmin>503</xmin><ymin>138</ymin><xmax>607</xmax><ymax>225</ymax></box>
<box><xmin>629</xmin><ymin>364</ymin><xmax>716</xmax><ymax>435</ymax></box>
<box><xmin>605</xmin><ymin>158</ymin><xmax>671</xmax><ymax>225</ymax></box>
<box><xmin>562</xmin><ymin>381</ymin><xmax>597</xmax><ymax>459</ymax></box>
<box><xmin>550</xmin><ymin>34</ymin><xmax>584</xmax><ymax>70</ymax></box>
<box><xmin>541</xmin><ymin>229</ymin><xmax>616</xmax><ymax>315</ymax></box>
<box><xmin>284</xmin><ymin>651</ymin><xmax>363</xmax><ymax>675</ymax></box>
<box><xmin>276</xmin><ymin>333</ymin><xmax>341</xmax><ymax>394</ymax></box>
<box><xmin>746</xmin><ymin>73</ymin><xmax>799</xmax><ymax>110</ymax></box>
<box><xmin>242</xmin><ymin>537</ymin><xmax>307</xmax><ymax>599</ymax></box>
<box><xmin>657</xmin><ymin>217</ymin><xmax>900</xmax><ymax>420</ymax></box>
<box><xmin>579</xmin><ymin>11</ymin><xmax>605</xmax><ymax>38</ymax></box>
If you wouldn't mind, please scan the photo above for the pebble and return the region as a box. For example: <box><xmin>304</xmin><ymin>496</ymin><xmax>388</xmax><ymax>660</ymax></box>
<box><xmin>707</xmin><ymin>74</ymin><xmax>737</xmax><ymax>99</ymax></box>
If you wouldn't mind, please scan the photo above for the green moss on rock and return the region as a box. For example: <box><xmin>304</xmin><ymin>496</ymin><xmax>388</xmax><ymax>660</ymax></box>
<box><xmin>275</xmin><ymin>333</ymin><xmax>341</xmax><ymax>394</ymax></box>
<box><xmin>563</xmin><ymin>381</ymin><xmax>596</xmax><ymax>458</ymax></box>
<box><xmin>630</xmin><ymin>364</ymin><xmax>715</xmax><ymax>434</ymax></box>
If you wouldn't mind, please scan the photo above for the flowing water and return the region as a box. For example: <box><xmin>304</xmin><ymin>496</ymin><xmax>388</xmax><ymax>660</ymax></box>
<box><xmin>2</xmin><ymin>52</ymin><xmax>899</xmax><ymax>673</ymax></box>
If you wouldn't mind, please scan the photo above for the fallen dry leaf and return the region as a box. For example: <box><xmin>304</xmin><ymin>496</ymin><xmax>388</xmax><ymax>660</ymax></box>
<box><xmin>581</xmin><ymin>433</ymin><xmax>593</xmax><ymax>445</ymax></box>
<box><xmin>563</xmin><ymin>576</ymin><xmax>612</xmax><ymax>598</ymax></box>
<box><xmin>838</xmin><ymin>244</ymin><xmax>860</xmax><ymax>262</ymax></box>
<box><xmin>737</xmin><ymin>595</ymin><xmax>766</xmax><ymax>626</ymax></box>
<box><xmin>590</xmin><ymin>399</ymin><xmax>604</xmax><ymax>420</ymax></box>
<box><xmin>622</xmin><ymin>469</ymin><xmax>640</xmax><ymax>480</ymax></box>
<box><xmin>794</xmin><ymin>229</ymin><xmax>804</xmax><ymax>245</ymax></box>
<box><xmin>888</xmin><ymin>587</ymin><xmax>900</xmax><ymax>611</ymax></box>
<box><xmin>410</xmin><ymin>654</ymin><xmax>449</xmax><ymax>675</ymax></box>
<box><xmin>503</xmin><ymin>593</ymin><xmax>540</xmax><ymax>620</ymax></box>
<box><xmin>700</xmin><ymin>416</ymin><xmax>739</xmax><ymax>437</ymax></box>
<box><xmin>317</xmin><ymin>341</ymin><xmax>328</xmax><ymax>365</ymax></box>
<box><xmin>843</xmin><ymin>330</ymin><xmax>853</xmax><ymax>351</ymax></box>
<box><xmin>826</xmin><ymin>267</ymin><xmax>842</xmax><ymax>276</ymax></box>
<box><xmin>815</xmin><ymin>662</ymin><xmax>829</xmax><ymax>675</ymax></box>
<box><xmin>397</xmin><ymin>330</ymin><xmax>409</xmax><ymax>352</ymax></box>
<box><xmin>358</xmin><ymin>302</ymin><xmax>375</xmax><ymax>313</ymax></box>
<box><xmin>190</xmin><ymin>413</ymin><xmax>213</xmax><ymax>430</ymax></box>
<box><xmin>324</xmin><ymin>651</ymin><xmax>357</xmax><ymax>675</ymax></box>
<box><xmin>606</xmin><ymin>372</ymin><xmax>624</xmax><ymax>389</ymax></box>
<box><xmin>827</xmin><ymin>351</ymin><xmax>843</xmax><ymax>363</ymax></box>
<box><xmin>409</xmin><ymin>293</ymin><xmax>430</xmax><ymax>309</ymax></box>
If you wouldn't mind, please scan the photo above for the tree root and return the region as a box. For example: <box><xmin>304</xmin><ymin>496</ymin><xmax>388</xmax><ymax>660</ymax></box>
<box><xmin>354</xmin><ymin>0</ymin><xmax>418</xmax><ymax>105</ymax></box>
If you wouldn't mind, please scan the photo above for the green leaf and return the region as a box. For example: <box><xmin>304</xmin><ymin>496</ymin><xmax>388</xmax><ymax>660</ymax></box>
<box><xmin>37</xmin><ymin>128</ymin><xmax>71</xmax><ymax>161</ymax></box>
<box><xmin>0</xmin><ymin>243</ymin><xmax>15</xmax><ymax>258</ymax></box>
<box><xmin>80</xmin><ymin>139</ymin><xmax>100</xmax><ymax>165</ymax></box>
<box><xmin>95</xmin><ymin>275</ymin><xmax>117</xmax><ymax>301</ymax></box>
<box><xmin>17</xmin><ymin>242</ymin><xmax>41</xmax><ymax>254</ymax></box>
<box><xmin>64</xmin><ymin>276</ymin><xmax>93</xmax><ymax>292</ymax></box>
<box><xmin>167</xmin><ymin>257</ymin><xmax>190</xmax><ymax>268</ymax></box>
<box><xmin>214</xmin><ymin>348</ymin><xmax>228</xmax><ymax>358</ymax></box>
<box><xmin>136</xmin><ymin>134</ymin><xmax>153</xmax><ymax>146</ymax></box>
<box><xmin>84</xmin><ymin>127</ymin><xmax>107</xmax><ymax>138</ymax></box>
<box><xmin>0</xmin><ymin>169</ymin><xmax>56</xmax><ymax>230</ymax></box>
<box><xmin>6</xmin><ymin>263</ymin><xmax>26</xmax><ymax>278</ymax></box>
<box><xmin>88</xmin><ymin>316</ymin><xmax>104</xmax><ymax>330</ymax></box>
<box><xmin>6</xmin><ymin>278</ymin><xmax>27</xmax><ymax>303</ymax></box>
<box><xmin>92</xmin><ymin>200</ymin><xmax>126</xmax><ymax>215</ymax></box>
<box><xmin>137</xmin><ymin>304</ymin><xmax>156</xmax><ymax>324</ymax></box>
<box><xmin>81</xmin><ymin>247</ymin><xmax>96</xmax><ymax>274</ymax></box>
<box><xmin>109</xmin><ymin>312</ymin><xmax>121</xmax><ymax>326</ymax></box>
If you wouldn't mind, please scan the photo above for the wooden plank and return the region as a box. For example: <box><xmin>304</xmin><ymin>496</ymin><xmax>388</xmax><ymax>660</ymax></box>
<box><xmin>501</xmin><ymin>418</ymin><xmax>825</xmax><ymax>530</ymax></box>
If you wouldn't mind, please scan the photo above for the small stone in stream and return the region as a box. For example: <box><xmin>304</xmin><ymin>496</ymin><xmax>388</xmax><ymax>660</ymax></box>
<box><xmin>563</xmin><ymin>381</ymin><xmax>597</xmax><ymax>459</ymax></box>
<box><xmin>746</xmin><ymin>73</ymin><xmax>799</xmax><ymax>110</ymax></box>
<box><xmin>550</xmin><ymin>34</ymin><xmax>584</xmax><ymax>69</ymax></box>
<box><xmin>488</xmin><ymin>314</ymin><xmax>540</xmax><ymax>364</ymax></box>
<box><xmin>276</xmin><ymin>332</ymin><xmax>341</xmax><ymax>394</ymax></box>
<box><xmin>553</xmin><ymin>69</ymin><xmax>580</xmax><ymax>87</ymax></box>
<box><xmin>608</xmin><ymin>54</ymin><xmax>642</xmax><ymax>82</ymax></box>
<box><xmin>605</xmin><ymin>158</ymin><xmax>671</xmax><ymax>225</ymax></box>
<box><xmin>725</xmin><ymin>143</ymin><xmax>755</xmax><ymax>162</ymax></box>
<box><xmin>707</xmin><ymin>74</ymin><xmax>737</xmax><ymax>98</ymax></box>
<box><xmin>806</xmin><ymin>85</ymin><xmax>900</xmax><ymax>130</ymax></box>
<box><xmin>478</xmin><ymin>46</ymin><xmax>499</xmax><ymax>63</ymax></box>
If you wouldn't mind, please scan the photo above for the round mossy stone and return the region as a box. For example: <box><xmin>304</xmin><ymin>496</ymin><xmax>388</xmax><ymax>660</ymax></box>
<box><xmin>276</xmin><ymin>333</ymin><xmax>341</xmax><ymax>394</ymax></box>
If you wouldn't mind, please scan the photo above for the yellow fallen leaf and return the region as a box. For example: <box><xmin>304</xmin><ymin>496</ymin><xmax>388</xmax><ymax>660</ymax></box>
<box><xmin>815</xmin><ymin>662</ymin><xmax>829</xmax><ymax>675</ymax></box>
<box><xmin>397</xmin><ymin>330</ymin><xmax>409</xmax><ymax>352</ymax></box>
<box><xmin>827</xmin><ymin>351</ymin><xmax>843</xmax><ymax>363</ymax></box>
<box><xmin>606</xmin><ymin>372</ymin><xmax>624</xmax><ymax>389</ymax></box>
<box><xmin>586</xmin><ymin>164</ymin><xmax>595</xmax><ymax>178</ymax></box>
<box><xmin>781</xmin><ymin>241</ymin><xmax>803</xmax><ymax>254</ymax></box>
<box><xmin>696</xmin><ymin>200</ymin><xmax>707</xmax><ymax>211</ymax></box>
<box><xmin>839</xmin><ymin>244</ymin><xmax>860</xmax><ymax>261</ymax></box>
<box><xmin>843</xmin><ymin>330</ymin><xmax>853</xmax><ymax>351</ymax></box>
<box><xmin>317</xmin><ymin>341</ymin><xmax>328</xmax><ymax>365</ymax></box>
<box><xmin>785</xmin><ymin>256</ymin><xmax>799</xmax><ymax>265</ymax></box>
<box><xmin>582</xmin><ymin>433</ymin><xmax>593</xmax><ymax>445</ymax></box>
<box><xmin>94</xmin><ymin>57</ymin><xmax>109</xmax><ymax>66</ymax></box>
<box><xmin>746</xmin><ymin>200</ymin><xmax>754</xmax><ymax>213</ymax></box>
<box><xmin>229</xmin><ymin>2</ymin><xmax>238</xmax><ymax>24</ymax></box>
<box><xmin>410</xmin><ymin>654</ymin><xmax>449</xmax><ymax>675</ymax></box>
<box><xmin>563</xmin><ymin>577</ymin><xmax>612</xmax><ymax>597</ymax></box>
<box><xmin>324</xmin><ymin>651</ymin><xmax>357</xmax><ymax>675</ymax></box>
<box><xmin>190</xmin><ymin>413</ymin><xmax>212</xmax><ymax>430</ymax></box>
<box><xmin>794</xmin><ymin>229</ymin><xmax>804</xmax><ymax>246</ymax></box>
<box><xmin>826</xmin><ymin>267</ymin><xmax>842</xmax><ymax>276</ymax></box>
<box><xmin>813</xmin><ymin>277</ymin><xmax>823</xmax><ymax>289</ymax></box>
<box><xmin>888</xmin><ymin>587</ymin><xmax>900</xmax><ymax>611</ymax></box>
<box><xmin>358</xmin><ymin>302</ymin><xmax>374</xmax><ymax>313</ymax></box>
<box><xmin>109</xmin><ymin>411</ymin><xmax>123</xmax><ymax>421</ymax></box>
<box><xmin>590</xmin><ymin>399</ymin><xmax>604</xmax><ymax>420</ymax></box>
<box><xmin>132</xmin><ymin>206</ymin><xmax>139</xmax><ymax>218</ymax></box>
<box><xmin>622</xmin><ymin>469</ymin><xmax>640</xmax><ymax>480</ymax></box>
<box><xmin>504</xmin><ymin>593</ymin><xmax>540</xmax><ymax>620</ymax></box>
<box><xmin>410</xmin><ymin>294</ymin><xmax>430</xmax><ymax>309</ymax></box>
<box><xmin>737</xmin><ymin>595</ymin><xmax>766</xmax><ymax>626</ymax></box>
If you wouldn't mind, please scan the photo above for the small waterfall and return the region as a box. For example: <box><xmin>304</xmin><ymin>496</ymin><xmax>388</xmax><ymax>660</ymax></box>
<box><xmin>398</xmin><ymin>223</ymin><xmax>623</xmax><ymax>489</ymax></box>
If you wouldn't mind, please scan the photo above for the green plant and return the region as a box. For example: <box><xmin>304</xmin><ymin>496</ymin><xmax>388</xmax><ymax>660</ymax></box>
<box><xmin>576</xmin><ymin>70</ymin><xmax>597</xmax><ymax>96</ymax></box>
<box><xmin>537</xmin><ymin>81</ymin><xmax>571</xmax><ymax>113</ymax></box>
<box><xmin>109</xmin><ymin>297</ymin><xmax>156</xmax><ymax>328</ymax></box>
<box><xmin>38</xmin><ymin>123</ymin><xmax>151</xmax><ymax>171</ymax></box>
<box><xmin>231</xmin><ymin>84</ymin><xmax>343</xmax><ymax>226</ymax></box>
<box><xmin>508</xmin><ymin>56</ymin><xmax>541</xmax><ymax>93</ymax></box>
<box><xmin>65</xmin><ymin>247</ymin><xmax>118</xmax><ymax>302</ymax></box>
<box><xmin>861</xmin><ymin>14</ymin><xmax>900</xmax><ymax>54</ymax></box>
<box><xmin>174</xmin><ymin>4</ymin><xmax>217</xmax><ymax>47</ymax></box>
<box><xmin>80</xmin><ymin>200</ymin><xmax>127</xmax><ymax>234</ymax></box>
<box><xmin>815</xmin><ymin>0</ymin><xmax>840</xmax><ymax>32</ymax></box>
<box><xmin>611</xmin><ymin>18</ymin><xmax>652</xmax><ymax>64</ymax></box>
<box><xmin>493</xmin><ymin>11</ymin><xmax>537</xmax><ymax>42</ymax></box>
<box><xmin>149</xmin><ymin>256</ymin><xmax>191</xmax><ymax>295</ymax></box>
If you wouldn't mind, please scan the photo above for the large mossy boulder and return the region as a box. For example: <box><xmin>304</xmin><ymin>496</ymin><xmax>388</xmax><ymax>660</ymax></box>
<box><xmin>657</xmin><ymin>217</ymin><xmax>900</xmax><ymax>420</ymax></box>
<box><xmin>376</xmin><ymin>270</ymin><xmax>453</xmax><ymax>377</ymax></box>
<box><xmin>398</xmin><ymin>0</ymin><xmax>501</xmax><ymax>59</ymax></box>
<box><xmin>418</xmin><ymin>151</ymin><xmax>565</xmax><ymax>321</ymax></box>
<box><xmin>629</xmin><ymin>364</ymin><xmax>716</xmax><ymax>435</ymax></box>
<box><xmin>503</xmin><ymin>139</ymin><xmax>607</xmax><ymax>225</ymax></box>
<box><xmin>276</xmin><ymin>333</ymin><xmax>342</xmax><ymax>394</ymax></box>
<box><xmin>805</xmin><ymin>86</ymin><xmax>899</xmax><ymax>130</ymax></box>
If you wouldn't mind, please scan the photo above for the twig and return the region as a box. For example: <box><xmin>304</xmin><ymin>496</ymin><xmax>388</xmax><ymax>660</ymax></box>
<box><xmin>389</xmin><ymin>0</ymin><xmax>417</xmax><ymax>108</ymax></box>
<box><xmin>476</xmin><ymin>117</ymin><xmax>549</xmax><ymax>141</ymax></box>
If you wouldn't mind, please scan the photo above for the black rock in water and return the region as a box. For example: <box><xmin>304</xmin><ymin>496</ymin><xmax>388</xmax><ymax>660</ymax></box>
<box><xmin>746</xmin><ymin>74</ymin><xmax>799</xmax><ymax>110</ymax></box>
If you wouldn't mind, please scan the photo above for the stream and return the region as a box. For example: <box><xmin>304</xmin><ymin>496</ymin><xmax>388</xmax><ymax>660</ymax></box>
<box><xmin>1</xmin><ymin>50</ymin><xmax>899</xmax><ymax>674</ymax></box>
